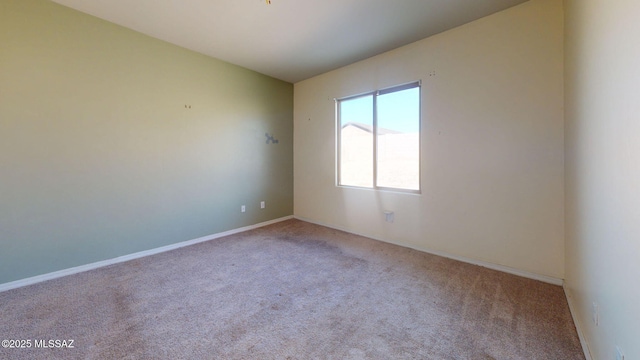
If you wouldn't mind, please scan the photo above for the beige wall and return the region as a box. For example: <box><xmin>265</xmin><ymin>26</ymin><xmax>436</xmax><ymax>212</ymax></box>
<box><xmin>0</xmin><ymin>0</ymin><xmax>293</xmax><ymax>284</ymax></box>
<box><xmin>294</xmin><ymin>0</ymin><xmax>564</xmax><ymax>280</ymax></box>
<box><xmin>564</xmin><ymin>0</ymin><xmax>640</xmax><ymax>358</ymax></box>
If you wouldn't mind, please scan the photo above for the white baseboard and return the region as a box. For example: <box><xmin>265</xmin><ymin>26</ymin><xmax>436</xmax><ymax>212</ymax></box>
<box><xmin>294</xmin><ymin>215</ymin><xmax>564</xmax><ymax>286</ymax></box>
<box><xmin>564</xmin><ymin>285</ymin><xmax>593</xmax><ymax>360</ymax></box>
<box><xmin>0</xmin><ymin>216</ymin><xmax>293</xmax><ymax>293</ymax></box>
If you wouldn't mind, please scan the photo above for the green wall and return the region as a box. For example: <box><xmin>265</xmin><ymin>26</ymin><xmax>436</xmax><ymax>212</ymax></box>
<box><xmin>0</xmin><ymin>0</ymin><xmax>293</xmax><ymax>284</ymax></box>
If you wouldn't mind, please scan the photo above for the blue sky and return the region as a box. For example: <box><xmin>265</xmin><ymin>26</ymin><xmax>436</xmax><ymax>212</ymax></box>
<box><xmin>340</xmin><ymin>87</ymin><xmax>420</xmax><ymax>133</ymax></box>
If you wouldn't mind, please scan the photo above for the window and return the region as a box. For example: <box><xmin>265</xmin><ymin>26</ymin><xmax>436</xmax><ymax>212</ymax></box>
<box><xmin>337</xmin><ymin>81</ymin><xmax>421</xmax><ymax>192</ymax></box>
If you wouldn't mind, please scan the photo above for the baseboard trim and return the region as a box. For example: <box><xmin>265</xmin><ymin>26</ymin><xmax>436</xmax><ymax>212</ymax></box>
<box><xmin>564</xmin><ymin>285</ymin><xmax>593</xmax><ymax>360</ymax></box>
<box><xmin>0</xmin><ymin>216</ymin><xmax>294</xmax><ymax>293</ymax></box>
<box><xmin>294</xmin><ymin>215</ymin><xmax>564</xmax><ymax>286</ymax></box>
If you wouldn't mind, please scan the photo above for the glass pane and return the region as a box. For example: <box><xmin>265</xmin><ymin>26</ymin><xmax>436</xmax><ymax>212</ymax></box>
<box><xmin>376</xmin><ymin>87</ymin><xmax>420</xmax><ymax>190</ymax></box>
<box><xmin>339</xmin><ymin>95</ymin><xmax>373</xmax><ymax>188</ymax></box>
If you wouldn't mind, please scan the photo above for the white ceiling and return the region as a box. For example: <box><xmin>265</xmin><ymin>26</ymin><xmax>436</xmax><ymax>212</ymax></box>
<box><xmin>51</xmin><ymin>0</ymin><xmax>529</xmax><ymax>83</ymax></box>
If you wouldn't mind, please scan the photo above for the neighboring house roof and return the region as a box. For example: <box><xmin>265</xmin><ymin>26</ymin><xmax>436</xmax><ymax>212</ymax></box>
<box><xmin>342</xmin><ymin>122</ymin><xmax>401</xmax><ymax>135</ymax></box>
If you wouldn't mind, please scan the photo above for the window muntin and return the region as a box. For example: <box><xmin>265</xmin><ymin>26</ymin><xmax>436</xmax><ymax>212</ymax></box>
<box><xmin>337</xmin><ymin>82</ymin><xmax>421</xmax><ymax>192</ymax></box>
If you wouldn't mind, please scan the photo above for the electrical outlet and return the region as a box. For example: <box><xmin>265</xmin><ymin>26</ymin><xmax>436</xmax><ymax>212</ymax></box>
<box><xmin>384</xmin><ymin>211</ymin><xmax>394</xmax><ymax>223</ymax></box>
<box><xmin>592</xmin><ymin>302</ymin><xmax>599</xmax><ymax>326</ymax></box>
<box><xmin>260</xmin><ymin>201</ymin><xmax>265</xmax><ymax>209</ymax></box>
<box><xmin>616</xmin><ymin>346</ymin><xmax>625</xmax><ymax>360</ymax></box>
<box><xmin>241</xmin><ymin>205</ymin><xmax>246</xmax><ymax>213</ymax></box>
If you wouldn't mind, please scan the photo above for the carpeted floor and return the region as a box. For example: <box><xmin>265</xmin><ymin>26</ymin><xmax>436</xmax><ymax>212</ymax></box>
<box><xmin>0</xmin><ymin>219</ymin><xmax>584</xmax><ymax>359</ymax></box>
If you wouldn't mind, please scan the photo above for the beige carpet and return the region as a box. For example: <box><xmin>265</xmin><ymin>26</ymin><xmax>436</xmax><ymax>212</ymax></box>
<box><xmin>0</xmin><ymin>219</ymin><xmax>584</xmax><ymax>359</ymax></box>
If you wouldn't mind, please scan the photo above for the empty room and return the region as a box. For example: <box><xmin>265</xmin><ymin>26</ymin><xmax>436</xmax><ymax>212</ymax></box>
<box><xmin>1</xmin><ymin>0</ymin><xmax>637</xmax><ymax>359</ymax></box>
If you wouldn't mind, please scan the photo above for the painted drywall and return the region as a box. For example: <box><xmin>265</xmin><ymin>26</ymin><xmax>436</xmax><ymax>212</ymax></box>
<box><xmin>0</xmin><ymin>0</ymin><xmax>293</xmax><ymax>284</ymax></box>
<box><xmin>294</xmin><ymin>0</ymin><xmax>564</xmax><ymax>279</ymax></box>
<box><xmin>564</xmin><ymin>0</ymin><xmax>640</xmax><ymax>358</ymax></box>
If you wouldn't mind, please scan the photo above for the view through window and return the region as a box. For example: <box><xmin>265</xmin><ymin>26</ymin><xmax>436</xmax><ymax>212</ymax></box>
<box><xmin>338</xmin><ymin>82</ymin><xmax>420</xmax><ymax>192</ymax></box>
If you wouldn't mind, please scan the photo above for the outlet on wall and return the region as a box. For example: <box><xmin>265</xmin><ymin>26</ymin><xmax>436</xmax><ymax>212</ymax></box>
<box><xmin>260</xmin><ymin>201</ymin><xmax>265</xmax><ymax>209</ymax></box>
<box><xmin>592</xmin><ymin>302</ymin><xmax>599</xmax><ymax>326</ymax></box>
<box><xmin>241</xmin><ymin>205</ymin><xmax>246</xmax><ymax>213</ymax></box>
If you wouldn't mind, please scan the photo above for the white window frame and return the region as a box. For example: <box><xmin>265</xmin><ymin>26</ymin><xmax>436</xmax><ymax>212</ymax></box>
<box><xmin>336</xmin><ymin>81</ymin><xmax>421</xmax><ymax>194</ymax></box>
